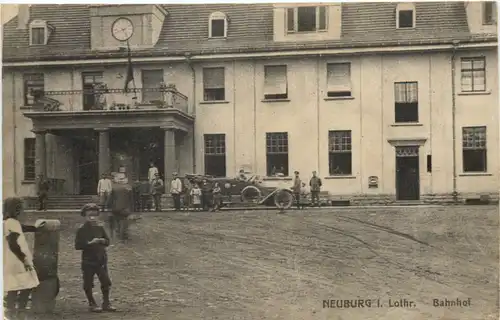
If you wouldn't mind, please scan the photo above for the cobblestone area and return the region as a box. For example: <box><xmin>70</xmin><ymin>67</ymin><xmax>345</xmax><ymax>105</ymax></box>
<box><xmin>23</xmin><ymin>206</ymin><xmax>499</xmax><ymax>320</ymax></box>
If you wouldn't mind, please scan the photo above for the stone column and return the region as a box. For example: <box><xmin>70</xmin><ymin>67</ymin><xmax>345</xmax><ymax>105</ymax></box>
<box><xmin>33</xmin><ymin>129</ymin><xmax>47</xmax><ymax>179</ymax></box>
<box><xmin>163</xmin><ymin>128</ymin><xmax>177</xmax><ymax>194</ymax></box>
<box><xmin>96</xmin><ymin>128</ymin><xmax>111</xmax><ymax>177</ymax></box>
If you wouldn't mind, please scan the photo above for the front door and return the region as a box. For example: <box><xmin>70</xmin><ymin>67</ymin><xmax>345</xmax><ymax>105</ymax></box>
<box><xmin>395</xmin><ymin>146</ymin><xmax>420</xmax><ymax>201</ymax></box>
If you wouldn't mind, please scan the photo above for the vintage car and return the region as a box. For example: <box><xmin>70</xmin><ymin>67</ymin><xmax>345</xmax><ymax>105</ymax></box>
<box><xmin>183</xmin><ymin>173</ymin><xmax>296</xmax><ymax>209</ymax></box>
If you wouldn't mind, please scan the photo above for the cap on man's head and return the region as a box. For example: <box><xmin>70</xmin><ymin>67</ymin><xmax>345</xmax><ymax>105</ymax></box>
<box><xmin>173</xmin><ymin>172</ymin><xmax>178</xmax><ymax>176</ymax></box>
<box><xmin>294</xmin><ymin>171</ymin><xmax>299</xmax><ymax>174</ymax></box>
<box><xmin>80</xmin><ymin>203</ymin><xmax>100</xmax><ymax>217</ymax></box>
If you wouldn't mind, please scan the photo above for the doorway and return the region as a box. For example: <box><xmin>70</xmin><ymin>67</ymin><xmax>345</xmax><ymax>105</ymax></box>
<box><xmin>76</xmin><ymin>133</ymin><xmax>98</xmax><ymax>195</ymax></box>
<box><xmin>395</xmin><ymin>146</ymin><xmax>420</xmax><ymax>201</ymax></box>
<box><xmin>110</xmin><ymin>128</ymin><xmax>165</xmax><ymax>181</ymax></box>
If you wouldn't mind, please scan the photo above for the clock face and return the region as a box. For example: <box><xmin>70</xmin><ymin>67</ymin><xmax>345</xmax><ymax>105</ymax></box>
<box><xmin>112</xmin><ymin>18</ymin><xmax>134</xmax><ymax>41</ymax></box>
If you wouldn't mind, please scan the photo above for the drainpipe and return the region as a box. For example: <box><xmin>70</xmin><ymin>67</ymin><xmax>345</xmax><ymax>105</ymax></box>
<box><xmin>451</xmin><ymin>40</ymin><xmax>459</xmax><ymax>202</ymax></box>
<box><xmin>185</xmin><ymin>53</ymin><xmax>197</xmax><ymax>174</ymax></box>
<box><xmin>12</xmin><ymin>72</ymin><xmax>18</xmax><ymax>195</ymax></box>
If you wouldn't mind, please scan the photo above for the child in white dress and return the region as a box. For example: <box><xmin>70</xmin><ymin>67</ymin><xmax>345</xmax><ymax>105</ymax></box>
<box><xmin>190</xmin><ymin>184</ymin><xmax>202</xmax><ymax>211</ymax></box>
<box><xmin>3</xmin><ymin>197</ymin><xmax>46</xmax><ymax>317</ymax></box>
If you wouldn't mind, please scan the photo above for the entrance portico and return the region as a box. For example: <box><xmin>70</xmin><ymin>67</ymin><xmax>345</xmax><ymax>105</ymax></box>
<box><xmin>24</xmin><ymin>108</ymin><xmax>194</xmax><ymax>195</ymax></box>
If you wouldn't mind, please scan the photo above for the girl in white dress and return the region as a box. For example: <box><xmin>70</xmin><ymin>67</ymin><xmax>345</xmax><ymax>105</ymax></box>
<box><xmin>190</xmin><ymin>184</ymin><xmax>202</xmax><ymax>211</ymax></box>
<box><xmin>3</xmin><ymin>197</ymin><xmax>45</xmax><ymax>316</ymax></box>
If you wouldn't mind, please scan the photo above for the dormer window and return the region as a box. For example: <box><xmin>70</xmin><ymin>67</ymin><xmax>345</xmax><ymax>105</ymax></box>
<box><xmin>396</xmin><ymin>3</ymin><xmax>416</xmax><ymax>29</ymax></box>
<box><xmin>287</xmin><ymin>6</ymin><xmax>327</xmax><ymax>33</ymax></box>
<box><xmin>483</xmin><ymin>2</ymin><xmax>497</xmax><ymax>25</ymax></box>
<box><xmin>29</xmin><ymin>20</ymin><xmax>53</xmax><ymax>45</ymax></box>
<box><xmin>209</xmin><ymin>12</ymin><xmax>228</xmax><ymax>38</ymax></box>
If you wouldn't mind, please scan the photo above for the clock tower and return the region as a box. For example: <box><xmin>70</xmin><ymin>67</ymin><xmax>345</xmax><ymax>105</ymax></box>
<box><xmin>90</xmin><ymin>5</ymin><xmax>168</xmax><ymax>51</ymax></box>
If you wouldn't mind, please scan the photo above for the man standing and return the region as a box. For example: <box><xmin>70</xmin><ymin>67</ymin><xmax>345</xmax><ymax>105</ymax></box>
<box><xmin>37</xmin><ymin>175</ymin><xmax>49</xmax><ymax>211</ymax></box>
<box><xmin>309</xmin><ymin>171</ymin><xmax>322</xmax><ymax>207</ymax></box>
<box><xmin>148</xmin><ymin>162</ymin><xmax>158</xmax><ymax>184</ymax></box>
<box><xmin>109</xmin><ymin>180</ymin><xmax>132</xmax><ymax>241</ymax></box>
<box><xmin>292</xmin><ymin>171</ymin><xmax>303</xmax><ymax>209</ymax></box>
<box><xmin>151</xmin><ymin>173</ymin><xmax>164</xmax><ymax>212</ymax></box>
<box><xmin>97</xmin><ymin>173</ymin><xmax>112</xmax><ymax>212</ymax></box>
<box><xmin>170</xmin><ymin>172</ymin><xmax>182</xmax><ymax>211</ymax></box>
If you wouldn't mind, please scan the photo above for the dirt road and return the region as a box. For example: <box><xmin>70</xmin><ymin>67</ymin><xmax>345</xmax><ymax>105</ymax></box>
<box><xmin>24</xmin><ymin>206</ymin><xmax>498</xmax><ymax>320</ymax></box>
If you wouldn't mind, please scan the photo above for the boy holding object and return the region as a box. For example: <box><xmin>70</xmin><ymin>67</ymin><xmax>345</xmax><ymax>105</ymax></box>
<box><xmin>75</xmin><ymin>203</ymin><xmax>117</xmax><ymax>313</ymax></box>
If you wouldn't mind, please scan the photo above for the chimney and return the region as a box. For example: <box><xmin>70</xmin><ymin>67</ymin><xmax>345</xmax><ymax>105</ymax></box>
<box><xmin>17</xmin><ymin>4</ymin><xmax>30</xmax><ymax>30</ymax></box>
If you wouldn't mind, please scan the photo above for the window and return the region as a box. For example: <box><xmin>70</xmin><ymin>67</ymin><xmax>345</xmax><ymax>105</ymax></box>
<box><xmin>29</xmin><ymin>20</ymin><xmax>53</xmax><ymax>45</ymax></box>
<box><xmin>427</xmin><ymin>155</ymin><xmax>432</xmax><ymax>172</ymax></box>
<box><xmin>209</xmin><ymin>12</ymin><xmax>227</xmax><ymax>38</ymax></box>
<box><xmin>31</xmin><ymin>27</ymin><xmax>45</xmax><ymax>45</ymax></box>
<box><xmin>264</xmin><ymin>65</ymin><xmax>288</xmax><ymax>100</ymax></box>
<box><xmin>462</xmin><ymin>126</ymin><xmax>487</xmax><ymax>172</ymax></box>
<box><xmin>326</xmin><ymin>63</ymin><xmax>351</xmax><ymax>97</ymax></box>
<box><xmin>394</xmin><ymin>82</ymin><xmax>418</xmax><ymax>123</ymax></box>
<box><xmin>24</xmin><ymin>138</ymin><xmax>36</xmax><ymax>181</ymax></box>
<box><xmin>461</xmin><ymin>57</ymin><xmax>486</xmax><ymax>92</ymax></box>
<box><xmin>328</xmin><ymin>130</ymin><xmax>352</xmax><ymax>175</ymax></box>
<box><xmin>82</xmin><ymin>72</ymin><xmax>104</xmax><ymax>111</ymax></box>
<box><xmin>483</xmin><ymin>2</ymin><xmax>497</xmax><ymax>25</ymax></box>
<box><xmin>266</xmin><ymin>132</ymin><xmax>289</xmax><ymax>177</ymax></box>
<box><xmin>396</xmin><ymin>3</ymin><xmax>415</xmax><ymax>29</ymax></box>
<box><xmin>204</xmin><ymin>134</ymin><xmax>226</xmax><ymax>177</ymax></box>
<box><xmin>23</xmin><ymin>73</ymin><xmax>45</xmax><ymax>106</ymax></box>
<box><xmin>287</xmin><ymin>6</ymin><xmax>327</xmax><ymax>33</ymax></box>
<box><xmin>203</xmin><ymin>67</ymin><xmax>225</xmax><ymax>101</ymax></box>
<box><xmin>141</xmin><ymin>69</ymin><xmax>164</xmax><ymax>103</ymax></box>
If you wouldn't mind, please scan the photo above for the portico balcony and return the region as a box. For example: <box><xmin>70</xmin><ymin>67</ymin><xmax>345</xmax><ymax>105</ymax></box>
<box><xmin>27</xmin><ymin>83</ymin><xmax>189</xmax><ymax>114</ymax></box>
<box><xmin>23</xmin><ymin>83</ymin><xmax>193</xmax><ymax>131</ymax></box>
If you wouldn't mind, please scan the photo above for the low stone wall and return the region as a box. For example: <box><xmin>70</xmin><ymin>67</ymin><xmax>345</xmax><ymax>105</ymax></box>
<box><xmin>330</xmin><ymin>192</ymin><xmax>500</xmax><ymax>205</ymax></box>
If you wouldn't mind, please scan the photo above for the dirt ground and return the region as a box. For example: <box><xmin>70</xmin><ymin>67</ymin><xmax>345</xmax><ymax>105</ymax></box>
<box><xmin>21</xmin><ymin>206</ymin><xmax>499</xmax><ymax>320</ymax></box>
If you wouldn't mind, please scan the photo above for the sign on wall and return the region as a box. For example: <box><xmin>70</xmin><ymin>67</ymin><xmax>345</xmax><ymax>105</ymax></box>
<box><xmin>368</xmin><ymin>176</ymin><xmax>378</xmax><ymax>188</ymax></box>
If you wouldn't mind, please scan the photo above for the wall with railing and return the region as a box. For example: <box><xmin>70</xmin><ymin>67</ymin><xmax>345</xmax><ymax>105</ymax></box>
<box><xmin>34</xmin><ymin>85</ymin><xmax>188</xmax><ymax>114</ymax></box>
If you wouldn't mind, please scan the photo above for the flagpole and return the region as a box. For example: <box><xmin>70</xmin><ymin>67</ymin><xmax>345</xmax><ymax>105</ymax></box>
<box><xmin>126</xmin><ymin>40</ymin><xmax>138</xmax><ymax>102</ymax></box>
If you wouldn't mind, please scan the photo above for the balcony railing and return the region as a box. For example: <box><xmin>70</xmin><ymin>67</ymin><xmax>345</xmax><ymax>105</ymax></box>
<box><xmin>30</xmin><ymin>83</ymin><xmax>189</xmax><ymax>114</ymax></box>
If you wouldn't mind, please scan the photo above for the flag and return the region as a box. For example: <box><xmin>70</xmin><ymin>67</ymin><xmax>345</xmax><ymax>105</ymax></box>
<box><xmin>124</xmin><ymin>41</ymin><xmax>134</xmax><ymax>92</ymax></box>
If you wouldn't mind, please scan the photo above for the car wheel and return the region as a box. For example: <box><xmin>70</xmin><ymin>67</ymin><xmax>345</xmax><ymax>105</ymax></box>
<box><xmin>241</xmin><ymin>185</ymin><xmax>262</xmax><ymax>203</ymax></box>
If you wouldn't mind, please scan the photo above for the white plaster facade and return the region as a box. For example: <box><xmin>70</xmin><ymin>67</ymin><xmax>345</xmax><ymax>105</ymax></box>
<box><xmin>3</xmin><ymin>47</ymin><xmax>498</xmax><ymax>201</ymax></box>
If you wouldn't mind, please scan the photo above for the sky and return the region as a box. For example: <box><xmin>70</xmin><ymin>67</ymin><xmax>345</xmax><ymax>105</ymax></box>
<box><xmin>1</xmin><ymin>4</ymin><xmax>18</xmax><ymax>24</ymax></box>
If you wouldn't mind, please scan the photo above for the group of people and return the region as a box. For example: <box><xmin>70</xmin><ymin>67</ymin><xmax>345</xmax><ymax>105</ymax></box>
<box><xmin>3</xmin><ymin>197</ymin><xmax>118</xmax><ymax>316</ymax></box>
<box><xmin>292</xmin><ymin>170</ymin><xmax>323</xmax><ymax>209</ymax></box>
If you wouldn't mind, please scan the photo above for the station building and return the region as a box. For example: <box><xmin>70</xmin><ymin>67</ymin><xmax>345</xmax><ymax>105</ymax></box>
<box><xmin>2</xmin><ymin>2</ymin><xmax>498</xmax><ymax>204</ymax></box>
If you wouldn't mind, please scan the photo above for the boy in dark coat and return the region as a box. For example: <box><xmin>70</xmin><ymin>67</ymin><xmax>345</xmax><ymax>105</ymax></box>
<box><xmin>75</xmin><ymin>203</ymin><xmax>116</xmax><ymax>313</ymax></box>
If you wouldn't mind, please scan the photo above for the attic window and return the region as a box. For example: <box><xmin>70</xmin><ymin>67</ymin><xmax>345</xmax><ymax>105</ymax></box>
<box><xmin>287</xmin><ymin>6</ymin><xmax>327</xmax><ymax>33</ymax></box>
<box><xmin>209</xmin><ymin>12</ymin><xmax>227</xmax><ymax>38</ymax></box>
<box><xmin>29</xmin><ymin>20</ymin><xmax>53</xmax><ymax>45</ymax></box>
<box><xmin>396</xmin><ymin>3</ymin><xmax>416</xmax><ymax>29</ymax></box>
<box><xmin>483</xmin><ymin>2</ymin><xmax>497</xmax><ymax>25</ymax></box>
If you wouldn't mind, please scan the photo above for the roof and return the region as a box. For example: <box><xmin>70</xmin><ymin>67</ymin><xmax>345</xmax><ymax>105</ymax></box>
<box><xmin>2</xmin><ymin>3</ymin><xmax>497</xmax><ymax>63</ymax></box>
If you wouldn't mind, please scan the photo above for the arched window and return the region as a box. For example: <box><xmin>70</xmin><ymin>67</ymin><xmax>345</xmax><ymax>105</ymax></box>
<box><xmin>209</xmin><ymin>12</ymin><xmax>228</xmax><ymax>38</ymax></box>
<box><xmin>396</xmin><ymin>3</ymin><xmax>416</xmax><ymax>29</ymax></box>
<box><xmin>29</xmin><ymin>19</ymin><xmax>54</xmax><ymax>45</ymax></box>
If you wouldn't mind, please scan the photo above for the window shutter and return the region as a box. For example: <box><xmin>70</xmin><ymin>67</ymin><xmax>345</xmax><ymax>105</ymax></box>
<box><xmin>318</xmin><ymin>6</ymin><xmax>327</xmax><ymax>30</ymax></box>
<box><xmin>394</xmin><ymin>83</ymin><xmax>406</xmax><ymax>103</ymax></box>
<box><xmin>287</xmin><ymin>8</ymin><xmax>295</xmax><ymax>32</ymax></box>
<box><xmin>203</xmin><ymin>68</ymin><xmax>225</xmax><ymax>89</ymax></box>
<box><xmin>264</xmin><ymin>66</ymin><xmax>287</xmax><ymax>95</ymax></box>
<box><xmin>406</xmin><ymin>82</ymin><xmax>418</xmax><ymax>102</ymax></box>
<box><xmin>327</xmin><ymin>63</ymin><xmax>351</xmax><ymax>92</ymax></box>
